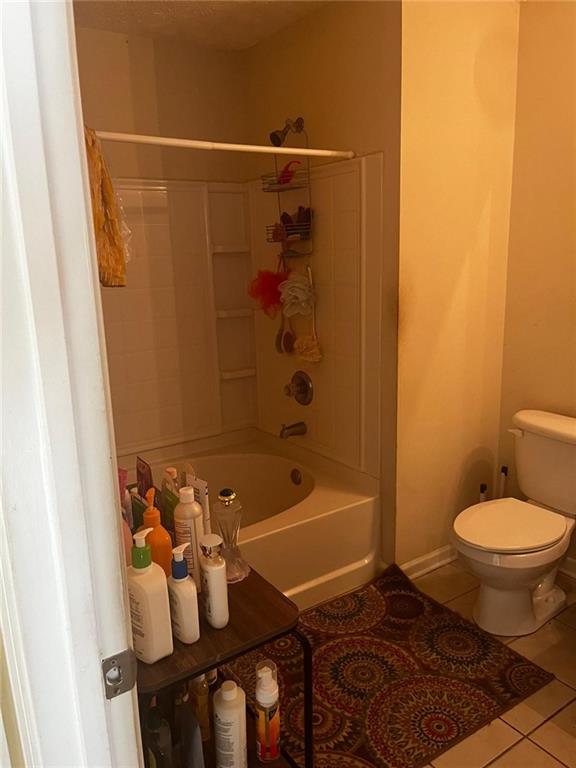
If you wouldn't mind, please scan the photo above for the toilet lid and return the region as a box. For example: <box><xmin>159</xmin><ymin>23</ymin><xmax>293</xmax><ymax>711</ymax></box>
<box><xmin>454</xmin><ymin>498</ymin><xmax>567</xmax><ymax>553</ymax></box>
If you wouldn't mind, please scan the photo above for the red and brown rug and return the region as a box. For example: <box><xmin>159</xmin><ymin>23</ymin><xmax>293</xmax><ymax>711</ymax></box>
<box><xmin>224</xmin><ymin>564</ymin><xmax>553</xmax><ymax>768</ymax></box>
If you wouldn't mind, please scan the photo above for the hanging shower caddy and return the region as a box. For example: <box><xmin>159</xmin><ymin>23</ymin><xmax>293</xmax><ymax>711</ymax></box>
<box><xmin>261</xmin><ymin>118</ymin><xmax>313</xmax><ymax>255</ymax></box>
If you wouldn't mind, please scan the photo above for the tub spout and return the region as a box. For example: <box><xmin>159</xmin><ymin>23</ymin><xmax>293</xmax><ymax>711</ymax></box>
<box><xmin>280</xmin><ymin>421</ymin><xmax>307</xmax><ymax>439</ymax></box>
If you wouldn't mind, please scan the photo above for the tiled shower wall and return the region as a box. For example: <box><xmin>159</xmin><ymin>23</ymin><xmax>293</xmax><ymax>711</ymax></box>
<box><xmin>101</xmin><ymin>180</ymin><xmax>256</xmax><ymax>455</ymax></box>
<box><xmin>250</xmin><ymin>157</ymin><xmax>383</xmax><ymax>475</ymax></box>
<box><xmin>102</xmin><ymin>158</ymin><xmax>382</xmax><ymax>474</ymax></box>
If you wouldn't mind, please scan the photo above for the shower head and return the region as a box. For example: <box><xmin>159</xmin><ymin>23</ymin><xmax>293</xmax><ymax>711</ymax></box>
<box><xmin>269</xmin><ymin>117</ymin><xmax>305</xmax><ymax>147</ymax></box>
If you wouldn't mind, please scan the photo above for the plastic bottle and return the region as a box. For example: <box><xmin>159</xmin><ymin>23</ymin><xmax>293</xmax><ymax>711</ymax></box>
<box><xmin>189</xmin><ymin>674</ymin><xmax>210</xmax><ymax>742</ymax></box>
<box><xmin>167</xmin><ymin>543</ymin><xmax>200</xmax><ymax>644</ymax></box>
<box><xmin>174</xmin><ymin>487</ymin><xmax>204</xmax><ymax>592</ymax></box>
<box><xmin>139</xmin><ymin>488</ymin><xmax>173</xmax><ymax>577</ymax></box>
<box><xmin>199</xmin><ymin>534</ymin><xmax>229</xmax><ymax>629</ymax></box>
<box><xmin>213</xmin><ymin>680</ymin><xmax>247</xmax><ymax>768</ymax></box>
<box><xmin>145</xmin><ymin>701</ymin><xmax>174</xmax><ymax>768</ymax></box>
<box><xmin>255</xmin><ymin>661</ymin><xmax>281</xmax><ymax>761</ymax></box>
<box><xmin>127</xmin><ymin>528</ymin><xmax>173</xmax><ymax>664</ymax></box>
<box><xmin>121</xmin><ymin>511</ymin><xmax>132</xmax><ymax>565</ymax></box>
<box><xmin>161</xmin><ymin>466</ymin><xmax>180</xmax><ymax>533</ymax></box>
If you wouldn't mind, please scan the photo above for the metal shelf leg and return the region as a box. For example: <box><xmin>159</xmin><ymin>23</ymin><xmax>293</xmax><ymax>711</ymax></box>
<box><xmin>293</xmin><ymin>628</ymin><xmax>314</xmax><ymax>768</ymax></box>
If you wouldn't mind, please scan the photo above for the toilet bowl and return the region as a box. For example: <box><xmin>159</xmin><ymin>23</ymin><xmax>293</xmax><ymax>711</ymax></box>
<box><xmin>452</xmin><ymin>498</ymin><xmax>575</xmax><ymax>635</ymax></box>
<box><xmin>452</xmin><ymin>410</ymin><xmax>576</xmax><ymax>637</ymax></box>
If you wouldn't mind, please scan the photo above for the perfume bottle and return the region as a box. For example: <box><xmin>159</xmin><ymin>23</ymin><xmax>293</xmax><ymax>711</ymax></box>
<box><xmin>213</xmin><ymin>488</ymin><xmax>251</xmax><ymax>583</ymax></box>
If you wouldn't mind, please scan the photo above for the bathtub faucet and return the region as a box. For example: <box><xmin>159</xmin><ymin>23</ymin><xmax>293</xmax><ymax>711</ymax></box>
<box><xmin>279</xmin><ymin>421</ymin><xmax>307</xmax><ymax>439</ymax></box>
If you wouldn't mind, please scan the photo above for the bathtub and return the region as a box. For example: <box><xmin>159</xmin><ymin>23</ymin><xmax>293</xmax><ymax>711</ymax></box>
<box><xmin>139</xmin><ymin>434</ymin><xmax>381</xmax><ymax>609</ymax></box>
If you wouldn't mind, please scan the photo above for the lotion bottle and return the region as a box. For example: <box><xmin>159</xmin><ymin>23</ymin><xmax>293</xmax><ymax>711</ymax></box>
<box><xmin>213</xmin><ymin>681</ymin><xmax>247</xmax><ymax>768</ymax></box>
<box><xmin>199</xmin><ymin>534</ymin><xmax>229</xmax><ymax>629</ymax></box>
<box><xmin>167</xmin><ymin>543</ymin><xmax>200</xmax><ymax>644</ymax></box>
<box><xmin>127</xmin><ymin>528</ymin><xmax>173</xmax><ymax>664</ymax></box>
<box><xmin>174</xmin><ymin>487</ymin><xmax>204</xmax><ymax>592</ymax></box>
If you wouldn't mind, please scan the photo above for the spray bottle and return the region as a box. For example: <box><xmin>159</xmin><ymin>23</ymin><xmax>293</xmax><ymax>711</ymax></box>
<box><xmin>255</xmin><ymin>660</ymin><xmax>280</xmax><ymax>761</ymax></box>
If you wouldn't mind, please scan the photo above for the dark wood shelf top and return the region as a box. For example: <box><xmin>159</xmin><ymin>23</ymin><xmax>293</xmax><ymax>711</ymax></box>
<box><xmin>138</xmin><ymin>569</ymin><xmax>299</xmax><ymax>694</ymax></box>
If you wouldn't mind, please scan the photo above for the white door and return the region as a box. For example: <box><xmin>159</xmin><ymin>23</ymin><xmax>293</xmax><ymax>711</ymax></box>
<box><xmin>1</xmin><ymin>1</ymin><xmax>141</xmax><ymax>765</ymax></box>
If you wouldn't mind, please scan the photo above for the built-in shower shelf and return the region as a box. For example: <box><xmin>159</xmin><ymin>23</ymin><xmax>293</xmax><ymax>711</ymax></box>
<box><xmin>216</xmin><ymin>309</ymin><xmax>253</xmax><ymax>319</ymax></box>
<box><xmin>212</xmin><ymin>246</ymin><xmax>250</xmax><ymax>255</ymax></box>
<box><xmin>220</xmin><ymin>368</ymin><xmax>256</xmax><ymax>381</ymax></box>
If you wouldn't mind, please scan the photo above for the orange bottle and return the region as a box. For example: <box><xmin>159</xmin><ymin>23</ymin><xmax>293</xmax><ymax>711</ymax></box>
<box><xmin>139</xmin><ymin>488</ymin><xmax>172</xmax><ymax>577</ymax></box>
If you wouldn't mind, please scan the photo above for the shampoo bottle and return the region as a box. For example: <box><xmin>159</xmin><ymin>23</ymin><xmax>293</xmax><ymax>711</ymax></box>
<box><xmin>127</xmin><ymin>528</ymin><xmax>173</xmax><ymax>664</ymax></box>
<box><xmin>145</xmin><ymin>701</ymin><xmax>174</xmax><ymax>768</ymax></box>
<box><xmin>199</xmin><ymin>534</ymin><xmax>229</xmax><ymax>629</ymax></box>
<box><xmin>141</xmin><ymin>488</ymin><xmax>173</xmax><ymax>577</ymax></box>
<box><xmin>174</xmin><ymin>487</ymin><xmax>204</xmax><ymax>592</ymax></box>
<box><xmin>167</xmin><ymin>543</ymin><xmax>200</xmax><ymax>644</ymax></box>
<box><xmin>255</xmin><ymin>661</ymin><xmax>281</xmax><ymax>761</ymax></box>
<box><xmin>213</xmin><ymin>681</ymin><xmax>247</xmax><ymax>768</ymax></box>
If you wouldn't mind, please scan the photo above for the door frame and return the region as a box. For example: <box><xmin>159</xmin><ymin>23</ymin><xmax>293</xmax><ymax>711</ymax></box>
<box><xmin>1</xmin><ymin>1</ymin><xmax>141</xmax><ymax>764</ymax></box>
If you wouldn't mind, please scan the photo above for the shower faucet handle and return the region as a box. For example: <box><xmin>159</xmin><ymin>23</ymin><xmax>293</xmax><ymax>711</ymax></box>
<box><xmin>283</xmin><ymin>371</ymin><xmax>313</xmax><ymax>406</ymax></box>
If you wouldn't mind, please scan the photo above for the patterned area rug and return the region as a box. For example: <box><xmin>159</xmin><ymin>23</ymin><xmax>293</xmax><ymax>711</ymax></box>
<box><xmin>224</xmin><ymin>564</ymin><xmax>553</xmax><ymax>768</ymax></box>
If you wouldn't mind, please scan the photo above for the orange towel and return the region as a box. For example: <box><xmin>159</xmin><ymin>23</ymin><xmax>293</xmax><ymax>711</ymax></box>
<box><xmin>84</xmin><ymin>127</ymin><xmax>126</xmax><ymax>287</ymax></box>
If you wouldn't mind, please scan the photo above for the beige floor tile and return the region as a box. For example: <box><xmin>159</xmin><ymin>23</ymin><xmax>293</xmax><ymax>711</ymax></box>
<box><xmin>414</xmin><ymin>562</ymin><xmax>479</xmax><ymax>604</ymax></box>
<box><xmin>508</xmin><ymin>621</ymin><xmax>576</xmax><ymax>688</ymax></box>
<box><xmin>431</xmin><ymin>719</ymin><xmax>521</xmax><ymax>768</ymax></box>
<box><xmin>531</xmin><ymin>700</ymin><xmax>576</xmax><ymax>768</ymax></box>
<box><xmin>445</xmin><ymin>587</ymin><xmax>478</xmax><ymax>619</ymax></box>
<box><xmin>501</xmin><ymin>680</ymin><xmax>576</xmax><ymax>734</ymax></box>
<box><xmin>488</xmin><ymin>738</ymin><xmax>566</xmax><ymax>767</ymax></box>
<box><xmin>444</xmin><ymin>588</ymin><xmax>519</xmax><ymax>644</ymax></box>
<box><xmin>556</xmin><ymin>603</ymin><xmax>576</xmax><ymax>631</ymax></box>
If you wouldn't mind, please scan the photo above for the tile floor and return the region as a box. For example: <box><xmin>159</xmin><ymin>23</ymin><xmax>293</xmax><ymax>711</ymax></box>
<box><xmin>413</xmin><ymin>562</ymin><xmax>576</xmax><ymax>768</ymax></box>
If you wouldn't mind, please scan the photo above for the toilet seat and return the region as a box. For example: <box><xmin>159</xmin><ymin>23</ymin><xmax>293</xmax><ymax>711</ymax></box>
<box><xmin>453</xmin><ymin>498</ymin><xmax>567</xmax><ymax>554</ymax></box>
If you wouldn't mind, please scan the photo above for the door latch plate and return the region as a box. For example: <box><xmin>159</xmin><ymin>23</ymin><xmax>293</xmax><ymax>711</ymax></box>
<box><xmin>102</xmin><ymin>648</ymin><xmax>137</xmax><ymax>700</ymax></box>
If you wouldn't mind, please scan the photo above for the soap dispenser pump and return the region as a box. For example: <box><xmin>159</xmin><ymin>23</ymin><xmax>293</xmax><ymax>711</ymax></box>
<box><xmin>168</xmin><ymin>543</ymin><xmax>200</xmax><ymax>644</ymax></box>
<box><xmin>127</xmin><ymin>528</ymin><xmax>173</xmax><ymax>664</ymax></box>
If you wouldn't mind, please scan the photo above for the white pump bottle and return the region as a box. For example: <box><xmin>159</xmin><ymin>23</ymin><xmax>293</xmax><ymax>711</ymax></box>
<box><xmin>127</xmin><ymin>528</ymin><xmax>173</xmax><ymax>664</ymax></box>
<box><xmin>167</xmin><ymin>543</ymin><xmax>200</xmax><ymax>644</ymax></box>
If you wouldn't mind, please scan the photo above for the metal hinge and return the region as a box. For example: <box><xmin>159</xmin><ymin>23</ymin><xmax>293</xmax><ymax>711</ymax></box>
<box><xmin>101</xmin><ymin>648</ymin><xmax>137</xmax><ymax>700</ymax></box>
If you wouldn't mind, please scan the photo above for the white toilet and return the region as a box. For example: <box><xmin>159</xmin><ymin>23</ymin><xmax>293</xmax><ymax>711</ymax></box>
<box><xmin>452</xmin><ymin>410</ymin><xmax>576</xmax><ymax>637</ymax></box>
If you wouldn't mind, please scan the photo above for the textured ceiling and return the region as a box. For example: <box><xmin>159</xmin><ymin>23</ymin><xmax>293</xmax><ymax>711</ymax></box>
<box><xmin>73</xmin><ymin>1</ymin><xmax>323</xmax><ymax>50</ymax></box>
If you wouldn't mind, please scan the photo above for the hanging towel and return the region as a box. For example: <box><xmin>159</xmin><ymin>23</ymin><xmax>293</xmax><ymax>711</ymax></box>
<box><xmin>84</xmin><ymin>126</ymin><xmax>126</xmax><ymax>287</ymax></box>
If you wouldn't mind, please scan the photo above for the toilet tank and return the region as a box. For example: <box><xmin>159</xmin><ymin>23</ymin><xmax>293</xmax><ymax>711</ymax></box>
<box><xmin>512</xmin><ymin>410</ymin><xmax>576</xmax><ymax>517</ymax></box>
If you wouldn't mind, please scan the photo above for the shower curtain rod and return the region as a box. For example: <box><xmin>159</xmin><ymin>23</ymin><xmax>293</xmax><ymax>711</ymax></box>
<box><xmin>96</xmin><ymin>130</ymin><xmax>355</xmax><ymax>159</ymax></box>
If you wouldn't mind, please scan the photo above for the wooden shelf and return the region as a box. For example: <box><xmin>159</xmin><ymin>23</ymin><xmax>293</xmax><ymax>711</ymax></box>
<box><xmin>137</xmin><ymin>570</ymin><xmax>299</xmax><ymax>695</ymax></box>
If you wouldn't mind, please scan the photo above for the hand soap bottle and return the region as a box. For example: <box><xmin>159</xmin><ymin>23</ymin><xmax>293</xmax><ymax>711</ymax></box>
<box><xmin>141</xmin><ymin>488</ymin><xmax>173</xmax><ymax>577</ymax></box>
<box><xmin>127</xmin><ymin>528</ymin><xmax>173</xmax><ymax>664</ymax></box>
<box><xmin>168</xmin><ymin>543</ymin><xmax>200</xmax><ymax>644</ymax></box>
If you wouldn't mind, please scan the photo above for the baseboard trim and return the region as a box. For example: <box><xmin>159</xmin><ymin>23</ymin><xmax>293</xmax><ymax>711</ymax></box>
<box><xmin>559</xmin><ymin>556</ymin><xmax>576</xmax><ymax>580</ymax></box>
<box><xmin>400</xmin><ymin>545</ymin><xmax>457</xmax><ymax>580</ymax></box>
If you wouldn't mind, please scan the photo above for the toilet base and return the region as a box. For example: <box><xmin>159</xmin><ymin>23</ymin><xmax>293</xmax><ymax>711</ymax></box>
<box><xmin>473</xmin><ymin>583</ymin><xmax>566</xmax><ymax>637</ymax></box>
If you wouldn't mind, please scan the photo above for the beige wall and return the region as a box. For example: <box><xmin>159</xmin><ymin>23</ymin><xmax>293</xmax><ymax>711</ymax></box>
<box><xmin>498</xmin><ymin>2</ymin><xmax>576</xmax><ymax>556</ymax></box>
<box><xmin>396</xmin><ymin>1</ymin><xmax>520</xmax><ymax>564</ymax></box>
<box><xmin>75</xmin><ymin>27</ymin><xmax>252</xmax><ymax>182</ymax></box>
<box><xmin>246</xmin><ymin>1</ymin><xmax>402</xmax><ymax>560</ymax></box>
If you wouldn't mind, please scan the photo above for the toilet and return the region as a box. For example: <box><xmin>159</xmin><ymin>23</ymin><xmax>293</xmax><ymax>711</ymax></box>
<box><xmin>452</xmin><ymin>410</ymin><xmax>576</xmax><ymax>637</ymax></box>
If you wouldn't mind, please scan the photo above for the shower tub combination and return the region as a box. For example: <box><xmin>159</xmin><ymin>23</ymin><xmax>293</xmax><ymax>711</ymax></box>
<box><xmin>145</xmin><ymin>436</ymin><xmax>381</xmax><ymax>609</ymax></box>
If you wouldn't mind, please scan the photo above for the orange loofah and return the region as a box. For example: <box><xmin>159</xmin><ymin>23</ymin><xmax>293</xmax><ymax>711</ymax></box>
<box><xmin>248</xmin><ymin>269</ymin><xmax>289</xmax><ymax>318</ymax></box>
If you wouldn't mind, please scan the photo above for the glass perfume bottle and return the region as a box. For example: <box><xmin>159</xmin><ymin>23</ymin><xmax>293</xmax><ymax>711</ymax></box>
<box><xmin>213</xmin><ymin>488</ymin><xmax>251</xmax><ymax>583</ymax></box>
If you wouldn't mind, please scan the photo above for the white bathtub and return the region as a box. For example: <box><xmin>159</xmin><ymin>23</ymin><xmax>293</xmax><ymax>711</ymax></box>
<box><xmin>137</xmin><ymin>434</ymin><xmax>381</xmax><ymax>609</ymax></box>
